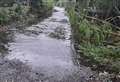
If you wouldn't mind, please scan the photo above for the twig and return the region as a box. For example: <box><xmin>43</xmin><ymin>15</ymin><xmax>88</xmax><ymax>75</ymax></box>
<box><xmin>109</xmin><ymin>32</ymin><xmax>120</xmax><ymax>37</ymax></box>
<box><xmin>75</xmin><ymin>11</ymin><xmax>120</xmax><ymax>30</ymax></box>
<box><xmin>84</xmin><ymin>15</ymin><xmax>120</xmax><ymax>30</ymax></box>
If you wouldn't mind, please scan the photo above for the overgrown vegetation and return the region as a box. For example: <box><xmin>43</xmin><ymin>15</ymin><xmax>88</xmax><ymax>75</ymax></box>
<box><xmin>67</xmin><ymin>0</ymin><xmax>120</xmax><ymax>74</ymax></box>
<box><xmin>0</xmin><ymin>0</ymin><xmax>54</xmax><ymax>25</ymax></box>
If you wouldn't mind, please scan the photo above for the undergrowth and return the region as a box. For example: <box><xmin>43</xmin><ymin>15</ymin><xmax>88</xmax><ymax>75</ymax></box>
<box><xmin>68</xmin><ymin>7</ymin><xmax>120</xmax><ymax>73</ymax></box>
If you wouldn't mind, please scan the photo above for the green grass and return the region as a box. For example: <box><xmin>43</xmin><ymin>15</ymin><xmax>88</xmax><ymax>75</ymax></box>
<box><xmin>68</xmin><ymin>7</ymin><xmax>120</xmax><ymax>73</ymax></box>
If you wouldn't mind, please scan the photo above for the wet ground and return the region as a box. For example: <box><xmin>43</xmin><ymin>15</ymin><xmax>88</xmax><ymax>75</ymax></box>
<box><xmin>2</xmin><ymin>7</ymin><xmax>98</xmax><ymax>82</ymax></box>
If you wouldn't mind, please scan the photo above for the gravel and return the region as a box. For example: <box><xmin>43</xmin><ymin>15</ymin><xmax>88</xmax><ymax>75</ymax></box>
<box><xmin>0</xmin><ymin>58</ymin><xmax>43</xmax><ymax>82</ymax></box>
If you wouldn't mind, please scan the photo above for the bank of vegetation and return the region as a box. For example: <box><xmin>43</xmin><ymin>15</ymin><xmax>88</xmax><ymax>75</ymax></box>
<box><xmin>0</xmin><ymin>0</ymin><xmax>54</xmax><ymax>55</ymax></box>
<box><xmin>67</xmin><ymin>0</ymin><xmax>120</xmax><ymax>76</ymax></box>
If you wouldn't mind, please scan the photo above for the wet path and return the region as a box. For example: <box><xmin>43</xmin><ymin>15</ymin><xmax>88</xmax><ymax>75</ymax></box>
<box><xmin>6</xmin><ymin>7</ymin><xmax>93</xmax><ymax>82</ymax></box>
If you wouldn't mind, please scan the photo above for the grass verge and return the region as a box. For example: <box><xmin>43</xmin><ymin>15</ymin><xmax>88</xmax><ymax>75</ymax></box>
<box><xmin>68</xmin><ymin>7</ymin><xmax>120</xmax><ymax>74</ymax></box>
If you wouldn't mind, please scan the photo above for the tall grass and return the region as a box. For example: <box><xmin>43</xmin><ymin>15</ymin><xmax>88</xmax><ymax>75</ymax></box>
<box><xmin>67</xmin><ymin>4</ymin><xmax>120</xmax><ymax>73</ymax></box>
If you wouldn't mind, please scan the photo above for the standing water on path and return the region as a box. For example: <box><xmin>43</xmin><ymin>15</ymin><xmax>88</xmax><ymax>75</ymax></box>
<box><xmin>6</xmin><ymin>7</ymin><xmax>93</xmax><ymax>82</ymax></box>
